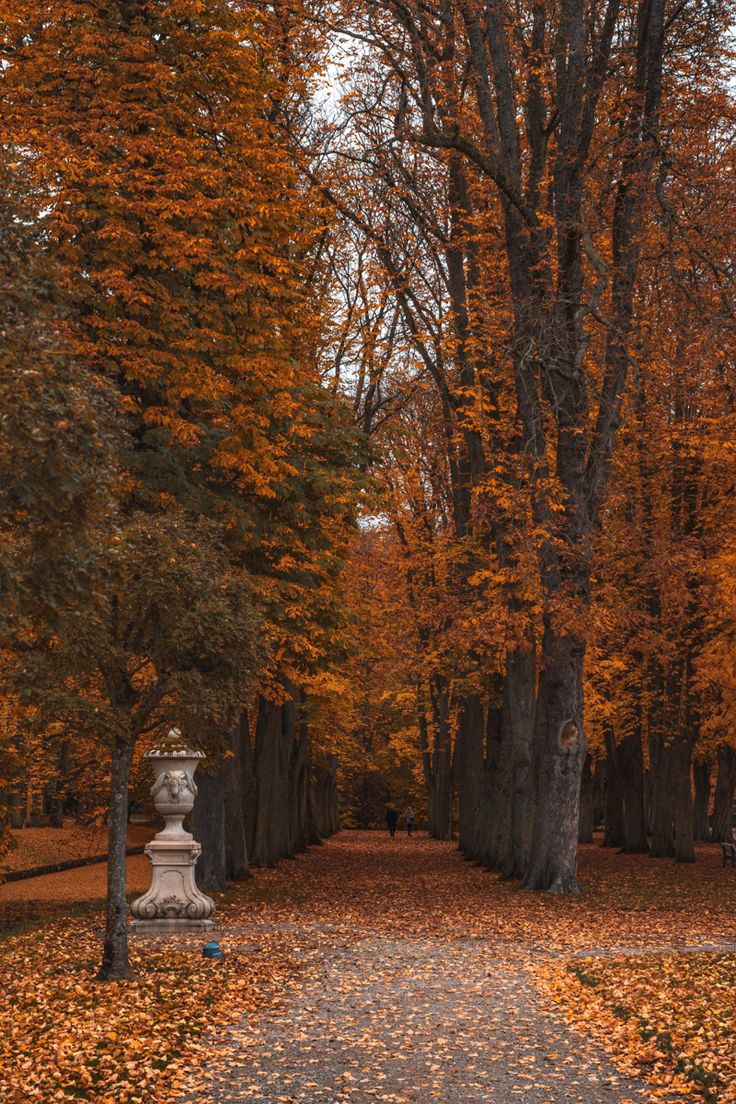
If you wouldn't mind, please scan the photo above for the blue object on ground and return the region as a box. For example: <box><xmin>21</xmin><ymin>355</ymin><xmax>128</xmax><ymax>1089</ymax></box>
<box><xmin>202</xmin><ymin>940</ymin><xmax>224</xmax><ymax>959</ymax></box>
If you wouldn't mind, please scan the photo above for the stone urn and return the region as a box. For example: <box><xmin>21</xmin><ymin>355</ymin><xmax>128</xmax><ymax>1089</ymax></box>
<box><xmin>129</xmin><ymin>729</ymin><xmax>215</xmax><ymax>934</ymax></box>
<box><xmin>148</xmin><ymin>746</ymin><xmax>202</xmax><ymax>840</ymax></box>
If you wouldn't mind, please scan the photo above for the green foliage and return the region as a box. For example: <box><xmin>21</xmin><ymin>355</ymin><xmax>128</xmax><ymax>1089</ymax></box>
<box><xmin>0</xmin><ymin>154</ymin><xmax>117</xmax><ymax>622</ymax></box>
<box><xmin>12</xmin><ymin>509</ymin><xmax>262</xmax><ymax>748</ymax></box>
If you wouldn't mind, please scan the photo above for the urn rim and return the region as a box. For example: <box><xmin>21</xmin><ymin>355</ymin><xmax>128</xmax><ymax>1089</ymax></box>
<box><xmin>145</xmin><ymin>727</ymin><xmax>205</xmax><ymax>760</ymax></box>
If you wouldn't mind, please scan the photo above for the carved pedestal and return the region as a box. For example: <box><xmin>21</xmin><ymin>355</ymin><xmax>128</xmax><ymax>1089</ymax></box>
<box><xmin>129</xmin><ymin>732</ymin><xmax>215</xmax><ymax>935</ymax></box>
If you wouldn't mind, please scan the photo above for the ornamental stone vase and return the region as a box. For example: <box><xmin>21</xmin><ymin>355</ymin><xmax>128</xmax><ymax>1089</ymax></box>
<box><xmin>129</xmin><ymin>730</ymin><xmax>215</xmax><ymax>935</ymax></box>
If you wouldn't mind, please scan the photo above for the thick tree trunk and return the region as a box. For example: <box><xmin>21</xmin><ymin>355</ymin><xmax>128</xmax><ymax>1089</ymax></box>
<box><xmin>289</xmin><ymin>706</ymin><xmax>311</xmax><ymax>855</ymax></box>
<box><xmin>692</xmin><ymin>758</ymin><xmax>710</xmax><ymax>843</ymax></box>
<box><xmin>649</xmin><ymin>737</ymin><xmax>674</xmax><ymax>857</ymax></box>
<box><xmin>240</xmin><ymin>708</ymin><xmax>257</xmax><ymax>858</ymax></box>
<box><xmin>644</xmin><ymin>767</ymin><xmax>653</xmax><ymax>835</ymax></box>
<box><xmin>252</xmin><ymin>690</ymin><xmax>336</xmax><ymax>865</ymax></box>
<box><xmin>578</xmin><ymin>754</ymin><xmax>594</xmax><ymax>844</ymax></box>
<box><xmin>712</xmin><ymin>745</ymin><xmax>736</xmax><ymax>842</ymax></box>
<box><xmin>428</xmin><ymin>746</ymin><xmax>453</xmax><ymax>840</ymax></box>
<box><xmin>279</xmin><ymin>694</ymin><xmax>298</xmax><ymax>858</ymax></box>
<box><xmin>420</xmin><ymin>677</ymin><xmax>454</xmax><ymax>841</ymax></box>
<box><xmin>672</xmin><ymin>735</ymin><xmax>695</xmax><ymax>863</ymax></box>
<box><xmin>523</xmin><ymin>630</ymin><xmax>586</xmax><ymax>893</ymax></box>
<box><xmin>192</xmin><ymin>765</ymin><xmax>227</xmax><ymax>891</ymax></box>
<box><xmin>619</xmin><ymin>727</ymin><xmax>648</xmax><ymax>853</ymax></box>
<box><xmin>98</xmin><ymin>735</ymin><xmax>134</xmax><ymax>981</ymax></box>
<box><xmin>192</xmin><ymin>719</ymin><xmax>251</xmax><ymax>891</ymax></box>
<box><xmin>313</xmin><ymin>754</ymin><xmax>338</xmax><ymax>837</ymax></box>
<box><xmin>327</xmin><ymin>755</ymin><xmax>339</xmax><ymax>834</ymax></box>
<box><xmin>488</xmin><ymin>704</ymin><xmax>513</xmax><ymax>873</ymax></box>
<box><xmin>251</xmin><ymin>697</ymin><xmax>286</xmax><ymax>867</ymax></box>
<box><xmin>483</xmin><ymin>688</ymin><xmax>505</xmax><ymax>870</ymax></box>
<box><xmin>307</xmin><ymin>761</ymin><xmax>322</xmax><ymax>842</ymax></box>
<box><xmin>502</xmin><ymin>646</ymin><xmax>536</xmax><ymax>879</ymax></box>
<box><xmin>602</xmin><ymin>728</ymin><xmax>625</xmax><ymax>848</ymax></box>
<box><xmin>223</xmin><ymin>718</ymin><xmax>250</xmax><ymax>880</ymax></box>
<box><xmin>196</xmin><ymin>694</ymin><xmax>330</xmax><ymax>883</ymax></box>
<box><xmin>592</xmin><ymin>757</ymin><xmax>605</xmax><ymax>833</ymax></box>
<box><xmin>455</xmin><ymin>693</ymin><xmax>488</xmax><ymax>861</ymax></box>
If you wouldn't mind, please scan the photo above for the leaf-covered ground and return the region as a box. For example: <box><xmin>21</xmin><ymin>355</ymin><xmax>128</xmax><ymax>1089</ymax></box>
<box><xmin>0</xmin><ymin>917</ymin><xmax>298</xmax><ymax>1104</ymax></box>
<box><xmin>0</xmin><ymin>853</ymin><xmax>151</xmax><ymax>928</ymax></box>
<box><xmin>1</xmin><ymin>823</ymin><xmax>152</xmax><ymax>874</ymax></box>
<box><xmin>3</xmin><ymin>832</ymin><xmax>736</xmax><ymax>1103</ymax></box>
<box><xmin>538</xmin><ymin>952</ymin><xmax>736</xmax><ymax>1103</ymax></box>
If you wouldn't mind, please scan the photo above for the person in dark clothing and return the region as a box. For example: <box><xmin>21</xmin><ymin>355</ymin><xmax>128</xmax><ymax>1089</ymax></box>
<box><xmin>386</xmin><ymin>806</ymin><xmax>398</xmax><ymax>836</ymax></box>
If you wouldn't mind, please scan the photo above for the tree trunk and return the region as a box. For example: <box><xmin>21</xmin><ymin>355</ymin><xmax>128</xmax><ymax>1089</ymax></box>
<box><xmin>307</xmin><ymin>759</ymin><xmax>322</xmax><ymax>842</ymax></box>
<box><xmin>619</xmin><ymin>726</ymin><xmax>648</xmax><ymax>853</ymax></box>
<box><xmin>602</xmin><ymin>728</ymin><xmax>625</xmax><ymax>848</ymax></box>
<box><xmin>455</xmin><ymin>692</ymin><xmax>487</xmax><ymax>861</ymax></box>
<box><xmin>484</xmin><ymin>689</ymin><xmax>505</xmax><ymax>870</ymax></box>
<box><xmin>279</xmin><ymin>694</ymin><xmax>298</xmax><ymax>858</ymax></box>
<box><xmin>712</xmin><ymin>745</ymin><xmax>736</xmax><ymax>842</ymax></box>
<box><xmin>692</xmin><ymin>758</ymin><xmax>710</xmax><ymax>843</ymax></box>
<box><xmin>592</xmin><ymin>757</ymin><xmax>605</xmax><ymax>834</ymax></box>
<box><xmin>251</xmin><ymin>697</ymin><xmax>284</xmax><ymax>867</ymax></box>
<box><xmin>327</xmin><ymin>755</ymin><xmax>339</xmax><ymax>834</ymax></box>
<box><xmin>191</xmin><ymin>764</ymin><xmax>227</xmax><ymax>891</ymax></box>
<box><xmin>523</xmin><ymin>630</ymin><xmax>586</xmax><ymax>893</ymax></box>
<box><xmin>223</xmin><ymin>719</ymin><xmax>250</xmax><ymax>880</ymax></box>
<box><xmin>98</xmin><ymin>735</ymin><xmax>134</xmax><ymax>981</ymax></box>
<box><xmin>23</xmin><ymin>777</ymin><xmax>33</xmax><ymax>828</ymax></box>
<box><xmin>240</xmin><ymin>708</ymin><xmax>257</xmax><ymax>858</ymax></box>
<box><xmin>649</xmin><ymin>737</ymin><xmax>674</xmax><ymax>857</ymax></box>
<box><xmin>502</xmin><ymin>646</ymin><xmax>536</xmax><ymax>879</ymax></box>
<box><xmin>288</xmin><ymin>704</ymin><xmax>311</xmax><ymax>856</ymax></box>
<box><xmin>672</xmin><ymin>734</ymin><xmax>695</xmax><ymax>863</ymax></box>
<box><xmin>420</xmin><ymin>677</ymin><xmax>454</xmax><ymax>841</ymax></box>
<box><xmin>313</xmin><ymin>754</ymin><xmax>338</xmax><ymax>837</ymax></box>
<box><xmin>578</xmin><ymin>754</ymin><xmax>594</xmax><ymax>844</ymax></box>
<box><xmin>428</xmin><ymin>744</ymin><xmax>453</xmax><ymax>840</ymax></box>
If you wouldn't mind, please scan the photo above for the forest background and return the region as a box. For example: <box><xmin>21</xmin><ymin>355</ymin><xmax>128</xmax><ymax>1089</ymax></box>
<box><xmin>0</xmin><ymin>0</ymin><xmax>735</xmax><ymax>981</ymax></box>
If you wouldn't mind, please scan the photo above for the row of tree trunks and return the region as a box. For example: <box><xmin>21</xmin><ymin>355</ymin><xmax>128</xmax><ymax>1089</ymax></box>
<box><xmin>418</xmin><ymin>0</ymin><xmax>668</xmax><ymax>886</ymax></box>
<box><xmin>600</xmin><ymin>733</ymin><xmax>735</xmax><ymax>856</ymax></box>
<box><xmin>191</xmin><ymin>692</ymin><xmax>339</xmax><ymax>891</ymax></box>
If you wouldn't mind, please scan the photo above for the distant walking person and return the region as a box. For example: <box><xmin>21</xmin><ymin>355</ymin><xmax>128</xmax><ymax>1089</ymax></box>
<box><xmin>405</xmin><ymin>806</ymin><xmax>416</xmax><ymax>837</ymax></box>
<box><xmin>386</xmin><ymin>806</ymin><xmax>398</xmax><ymax>837</ymax></box>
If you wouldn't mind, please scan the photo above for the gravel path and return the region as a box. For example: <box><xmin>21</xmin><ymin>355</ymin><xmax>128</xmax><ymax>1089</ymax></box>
<box><xmin>171</xmin><ymin>830</ymin><xmax>736</xmax><ymax>1104</ymax></box>
<box><xmin>182</xmin><ymin>926</ymin><xmax>683</xmax><ymax>1104</ymax></box>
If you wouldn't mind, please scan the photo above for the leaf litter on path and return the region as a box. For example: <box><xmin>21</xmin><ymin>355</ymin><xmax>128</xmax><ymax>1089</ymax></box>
<box><xmin>176</xmin><ymin>832</ymin><xmax>734</xmax><ymax>1103</ymax></box>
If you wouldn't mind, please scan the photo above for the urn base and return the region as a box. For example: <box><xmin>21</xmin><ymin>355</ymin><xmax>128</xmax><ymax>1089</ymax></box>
<box><xmin>128</xmin><ymin>918</ymin><xmax>216</xmax><ymax>935</ymax></box>
<box><xmin>129</xmin><ymin>839</ymin><xmax>215</xmax><ymax>927</ymax></box>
